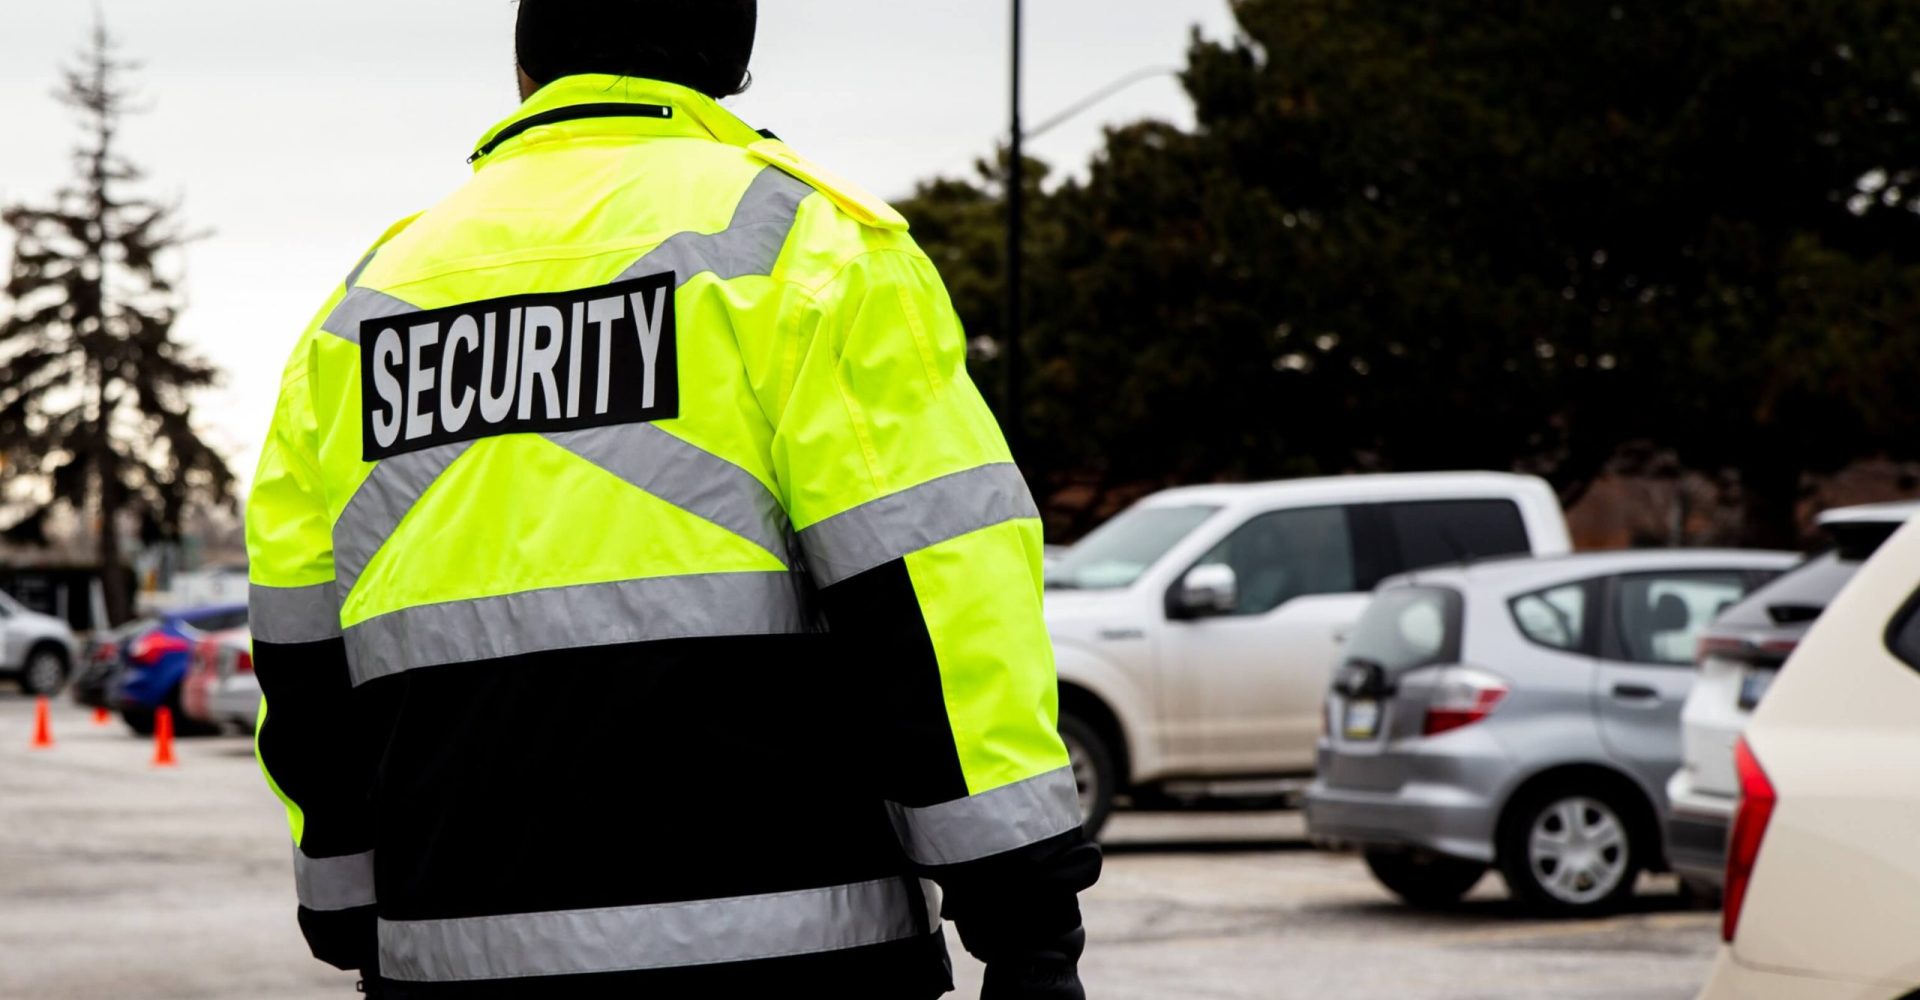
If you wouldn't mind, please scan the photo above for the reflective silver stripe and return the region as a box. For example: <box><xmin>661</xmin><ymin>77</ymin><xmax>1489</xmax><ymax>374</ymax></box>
<box><xmin>614</xmin><ymin>166</ymin><xmax>814</xmax><ymax>286</ymax></box>
<box><xmin>250</xmin><ymin>583</ymin><xmax>342</xmax><ymax>644</ymax></box>
<box><xmin>379</xmin><ymin>877</ymin><xmax>924</xmax><ymax>982</ymax></box>
<box><xmin>798</xmin><ymin>464</ymin><xmax>1040</xmax><ymax>588</ymax></box>
<box><xmin>294</xmin><ymin>847</ymin><xmax>376</xmax><ymax>912</ymax></box>
<box><xmin>917</xmin><ymin>878</ymin><xmax>945</xmax><ymax>934</ymax></box>
<box><xmin>888</xmin><ymin>767</ymin><xmax>1084</xmax><ymax>867</ymax></box>
<box><xmin>321</xmin><ymin>286</ymin><xmax>419</xmax><ymax>346</ymax></box>
<box><xmin>332</xmin><ymin>442</ymin><xmax>473</xmax><ymax>596</ymax></box>
<box><xmin>343</xmin><ymin>247</ymin><xmax>379</xmax><ymax>291</ymax></box>
<box><xmin>344</xmin><ymin>572</ymin><xmax>810</xmax><ymax>686</ymax></box>
<box><xmin>547</xmin><ymin>424</ymin><xmax>794</xmax><ymax>567</ymax></box>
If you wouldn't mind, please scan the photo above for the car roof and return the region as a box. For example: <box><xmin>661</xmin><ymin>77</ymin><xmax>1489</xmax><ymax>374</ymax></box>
<box><xmin>1385</xmin><ymin>548</ymin><xmax>1801</xmax><ymax>593</ymax></box>
<box><xmin>1137</xmin><ymin>471</ymin><xmax>1554</xmax><ymax>509</ymax></box>
<box><xmin>1816</xmin><ymin>500</ymin><xmax>1920</xmax><ymax>526</ymax></box>
<box><xmin>163</xmin><ymin>603</ymin><xmax>248</xmax><ymax>623</ymax></box>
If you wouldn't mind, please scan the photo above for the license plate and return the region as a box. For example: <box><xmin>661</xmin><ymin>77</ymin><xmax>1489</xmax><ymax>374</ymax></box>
<box><xmin>1343</xmin><ymin>699</ymin><xmax>1382</xmax><ymax>740</ymax></box>
<box><xmin>1738</xmin><ymin>670</ymin><xmax>1773</xmax><ymax>711</ymax></box>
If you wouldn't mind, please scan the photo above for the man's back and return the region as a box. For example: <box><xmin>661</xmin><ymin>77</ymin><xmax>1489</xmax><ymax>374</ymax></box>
<box><xmin>248</xmin><ymin>71</ymin><xmax>1098</xmax><ymax>999</ymax></box>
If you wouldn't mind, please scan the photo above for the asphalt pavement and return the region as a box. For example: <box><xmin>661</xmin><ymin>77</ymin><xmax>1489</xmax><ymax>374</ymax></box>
<box><xmin>0</xmin><ymin>694</ymin><xmax>1717</xmax><ymax>999</ymax></box>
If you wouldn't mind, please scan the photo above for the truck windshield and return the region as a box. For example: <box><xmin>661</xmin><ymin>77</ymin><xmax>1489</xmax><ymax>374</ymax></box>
<box><xmin>1047</xmin><ymin>505</ymin><xmax>1221</xmax><ymax>591</ymax></box>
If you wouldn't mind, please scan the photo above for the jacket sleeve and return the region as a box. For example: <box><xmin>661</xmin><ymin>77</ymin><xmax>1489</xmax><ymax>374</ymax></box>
<box><xmin>245</xmin><ymin>279</ymin><xmax>378</xmax><ymax>974</ymax></box>
<box><xmin>769</xmin><ymin>247</ymin><xmax>1102</xmax><ymax>998</ymax></box>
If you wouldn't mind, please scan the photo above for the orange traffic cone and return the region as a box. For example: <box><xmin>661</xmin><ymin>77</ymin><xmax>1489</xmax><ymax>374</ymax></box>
<box><xmin>152</xmin><ymin>707</ymin><xmax>177</xmax><ymax>768</ymax></box>
<box><xmin>93</xmin><ymin>705</ymin><xmax>112</xmax><ymax>726</ymax></box>
<box><xmin>30</xmin><ymin>697</ymin><xmax>54</xmax><ymax>750</ymax></box>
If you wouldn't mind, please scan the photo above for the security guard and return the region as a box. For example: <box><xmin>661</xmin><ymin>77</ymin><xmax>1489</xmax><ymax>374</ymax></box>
<box><xmin>245</xmin><ymin>1</ymin><xmax>1100</xmax><ymax>997</ymax></box>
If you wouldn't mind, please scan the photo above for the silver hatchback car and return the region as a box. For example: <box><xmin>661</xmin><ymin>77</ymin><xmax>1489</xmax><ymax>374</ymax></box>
<box><xmin>1304</xmin><ymin>549</ymin><xmax>1797</xmax><ymax>916</ymax></box>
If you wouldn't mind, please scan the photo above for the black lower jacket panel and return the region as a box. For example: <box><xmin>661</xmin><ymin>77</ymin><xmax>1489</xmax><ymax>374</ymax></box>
<box><xmin>363</xmin><ymin>632</ymin><xmax>955</xmax><ymax>993</ymax></box>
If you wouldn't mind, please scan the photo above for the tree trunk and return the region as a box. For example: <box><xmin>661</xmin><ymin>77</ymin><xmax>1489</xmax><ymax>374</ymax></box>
<box><xmin>97</xmin><ymin>476</ymin><xmax>127</xmax><ymax>626</ymax></box>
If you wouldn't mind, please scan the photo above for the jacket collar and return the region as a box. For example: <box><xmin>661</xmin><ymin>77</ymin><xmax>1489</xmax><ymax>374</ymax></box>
<box><xmin>470</xmin><ymin>74</ymin><xmax>766</xmax><ymax>169</ymax></box>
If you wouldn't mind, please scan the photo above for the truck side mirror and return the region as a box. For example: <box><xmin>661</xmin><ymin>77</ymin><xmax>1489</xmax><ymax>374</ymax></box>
<box><xmin>1173</xmin><ymin>564</ymin><xmax>1239</xmax><ymax>618</ymax></box>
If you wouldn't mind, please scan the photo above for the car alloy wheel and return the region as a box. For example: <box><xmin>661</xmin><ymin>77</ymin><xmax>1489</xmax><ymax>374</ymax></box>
<box><xmin>1527</xmin><ymin>796</ymin><xmax>1630</xmax><ymax>906</ymax></box>
<box><xmin>23</xmin><ymin>649</ymin><xmax>65</xmax><ymax>695</ymax></box>
<box><xmin>1062</xmin><ymin>727</ymin><xmax>1098</xmax><ymax>819</ymax></box>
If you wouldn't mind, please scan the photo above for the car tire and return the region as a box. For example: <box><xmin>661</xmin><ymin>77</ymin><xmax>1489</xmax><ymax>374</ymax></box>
<box><xmin>1059</xmin><ymin>712</ymin><xmax>1116</xmax><ymax>841</ymax></box>
<box><xmin>1498</xmin><ymin>784</ymin><xmax>1643</xmax><ymax>917</ymax></box>
<box><xmin>18</xmin><ymin>643</ymin><xmax>70</xmax><ymax>696</ymax></box>
<box><xmin>1364</xmin><ymin>850</ymin><xmax>1488</xmax><ymax>909</ymax></box>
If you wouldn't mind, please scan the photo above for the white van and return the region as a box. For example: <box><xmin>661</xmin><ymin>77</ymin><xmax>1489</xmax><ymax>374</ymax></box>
<box><xmin>1045</xmin><ymin>472</ymin><xmax>1572</xmax><ymax>834</ymax></box>
<box><xmin>1696</xmin><ymin>517</ymin><xmax>1920</xmax><ymax>999</ymax></box>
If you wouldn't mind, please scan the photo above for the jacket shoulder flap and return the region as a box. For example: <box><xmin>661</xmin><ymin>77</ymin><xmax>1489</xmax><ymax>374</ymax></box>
<box><xmin>748</xmin><ymin>139</ymin><xmax>909</xmax><ymax>232</ymax></box>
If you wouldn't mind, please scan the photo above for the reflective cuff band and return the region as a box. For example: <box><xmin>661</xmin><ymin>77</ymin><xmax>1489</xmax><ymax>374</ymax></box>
<box><xmin>888</xmin><ymin>767</ymin><xmax>1084</xmax><ymax>867</ymax></box>
<box><xmin>548</xmin><ymin>423</ymin><xmax>793</xmax><ymax>567</ymax></box>
<box><xmin>379</xmin><ymin>877</ymin><xmax>932</xmax><ymax>982</ymax></box>
<box><xmin>344</xmin><ymin>572</ymin><xmax>812</xmax><ymax>686</ymax></box>
<box><xmin>295</xmin><ymin>847</ymin><xmax>376</xmax><ymax>912</ymax></box>
<box><xmin>251</xmin><ymin>583</ymin><xmax>343</xmax><ymax>644</ymax></box>
<box><xmin>798</xmin><ymin>464</ymin><xmax>1040</xmax><ymax>588</ymax></box>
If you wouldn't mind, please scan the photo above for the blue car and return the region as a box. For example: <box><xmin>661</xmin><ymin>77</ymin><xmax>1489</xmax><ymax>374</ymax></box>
<box><xmin>110</xmin><ymin>603</ymin><xmax>249</xmax><ymax>735</ymax></box>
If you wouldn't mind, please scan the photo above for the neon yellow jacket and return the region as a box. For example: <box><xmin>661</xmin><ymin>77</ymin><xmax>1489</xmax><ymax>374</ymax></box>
<box><xmin>245</xmin><ymin>75</ymin><xmax>1097</xmax><ymax>995</ymax></box>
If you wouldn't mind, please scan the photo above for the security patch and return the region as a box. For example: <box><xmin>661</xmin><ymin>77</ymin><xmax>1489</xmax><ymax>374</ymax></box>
<box><xmin>360</xmin><ymin>272</ymin><xmax>677</xmax><ymax>461</ymax></box>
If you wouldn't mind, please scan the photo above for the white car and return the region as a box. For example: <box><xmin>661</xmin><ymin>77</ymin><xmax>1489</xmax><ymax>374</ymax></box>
<box><xmin>210</xmin><ymin>629</ymin><xmax>260</xmax><ymax>732</ymax></box>
<box><xmin>1696</xmin><ymin>517</ymin><xmax>1920</xmax><ymax>999</ymax></box>
<box><xmin>1665</xmin><ymin>500</ymin><xmax>1918</xmax><ymax>892</ymax></box>
<box><xmin>1045</xmin><ymin>472</ymin><xmax>1572</xmax><ymax>835</ymax></box>
<box><xmin>0</xmin><ymin>589</ymin><xmax>79</xmax><ymax>695</ymax></box>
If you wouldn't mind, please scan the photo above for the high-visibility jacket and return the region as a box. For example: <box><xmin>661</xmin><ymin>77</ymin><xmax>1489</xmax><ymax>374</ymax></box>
<box><xmin>245</xmin><ymin>75</ymin><xmax>1099</xmax><ymax>998</ymax></box>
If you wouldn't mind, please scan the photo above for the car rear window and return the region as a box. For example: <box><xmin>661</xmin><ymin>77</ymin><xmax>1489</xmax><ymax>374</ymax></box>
<box><xmin>1346</xmin><ymin>587</ymin><xmax>1462</xmax><ymax>673</ymax></box>
<box><xmin>1511</xmin><ymin>581</ymin><xmax>1591</xmax><ymax>652</ymax></box>
<box><xmin>1711</xmin><ymin>553</ymin><xmax>1855</xmax><ymax>632</ymax></box>
<box><xmin>1890</xmin><ymin>594</ymin><xmax>1920</xmax><ymax>673</ymax></box>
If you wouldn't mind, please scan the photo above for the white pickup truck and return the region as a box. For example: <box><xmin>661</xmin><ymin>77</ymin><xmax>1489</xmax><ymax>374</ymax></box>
<box><xmin>1044</xmin><ymin>472</ymin><xmax>1572</xmax><ymax>834</ymax></box>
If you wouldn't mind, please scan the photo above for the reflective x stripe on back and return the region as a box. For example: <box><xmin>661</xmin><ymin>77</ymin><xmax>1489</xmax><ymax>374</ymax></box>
<box><xmin>323</xmin><ymin>167</ymin><xmax>816</xmax><ymax>684</ymax></box>
<box><xmin>379</xmin><ymin>878</ymin><xmax>940</xmax><ymax>982</ymax></box>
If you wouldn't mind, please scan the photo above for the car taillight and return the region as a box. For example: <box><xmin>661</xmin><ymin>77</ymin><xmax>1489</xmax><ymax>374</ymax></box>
<box><xmin>235</xmin><ymin>650</ymin><xmax>254</xmax><ymax>674</ymax></box>
<box><xmin>1423</xmin><ymin>668</ymin><xmax>1508</xmax><ymax>736</ymax></box>
<box><xmin>1696</xmin><ymin>634</ymin><xmax>1798</xmax><ymax>667</ymax></box>
<box><xmin>130</xmin><ymin>632</ymin><xmax>187</xmax><ymax>665</ymax></box>
<box><xmin>1722</xmin><ymin>737</ymin><xmax>1777</xmax><ymax>943</ymax></box>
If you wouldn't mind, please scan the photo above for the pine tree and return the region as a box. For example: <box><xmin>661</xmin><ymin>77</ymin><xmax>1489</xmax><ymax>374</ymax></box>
<box><xmin>0</xmin><ymin>19</ymin><xmax>233</xmax><ymax>623</ymax></box>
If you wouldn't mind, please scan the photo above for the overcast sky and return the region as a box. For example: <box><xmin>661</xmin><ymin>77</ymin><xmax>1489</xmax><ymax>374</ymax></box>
<box><xmin>0</xmin><ymin>1</ymin><xmax>1239</xmax><ymax>483</ymax></box>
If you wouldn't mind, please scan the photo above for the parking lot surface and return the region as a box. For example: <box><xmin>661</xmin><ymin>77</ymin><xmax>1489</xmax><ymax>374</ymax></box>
<box><xmin>0</xmin><ymin>695</ymin><xmax>1717</xmax><ymax>999</ymax></box>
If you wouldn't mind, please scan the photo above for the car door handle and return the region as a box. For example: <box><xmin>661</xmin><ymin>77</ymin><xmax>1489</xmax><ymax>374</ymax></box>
<box><xmin>1611</xmin><ymin>683</ymin><xmax>1660</xmax><ymax>702</ymax></box>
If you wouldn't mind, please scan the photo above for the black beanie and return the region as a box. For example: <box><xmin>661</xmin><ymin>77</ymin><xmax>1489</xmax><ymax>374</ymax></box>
<box><xmin>516</xmin><ymin>0</ymin><xmax>758</xmax><ymax>98</ymax></box>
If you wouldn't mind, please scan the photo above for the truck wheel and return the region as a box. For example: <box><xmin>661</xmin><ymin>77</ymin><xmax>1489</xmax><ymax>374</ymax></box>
<box><xmin>1059</xmin><ymin>712</ymin><xmax>1116</xmax><ymax>841</ymax></box>
<box><xmin>1498</xmin><ymin>785</ymin><xmax>1643</xmax><ymax>916</ymax></box>
<box><xmin>18</xmin><ymin>644</ymin><xmax>70</xmax><ymax>695</ymax></box>
<box><xmin>1364</xmin><ymin>850</ymin><xmax>1488</xmax><ymax>908</ymax></box>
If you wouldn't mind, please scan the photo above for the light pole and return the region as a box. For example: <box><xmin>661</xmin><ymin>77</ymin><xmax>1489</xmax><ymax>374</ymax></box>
<box><xmin>1005</xmin><ymin>0</ymin><xmax>1026</xmax><ymax>462</ymax></box>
